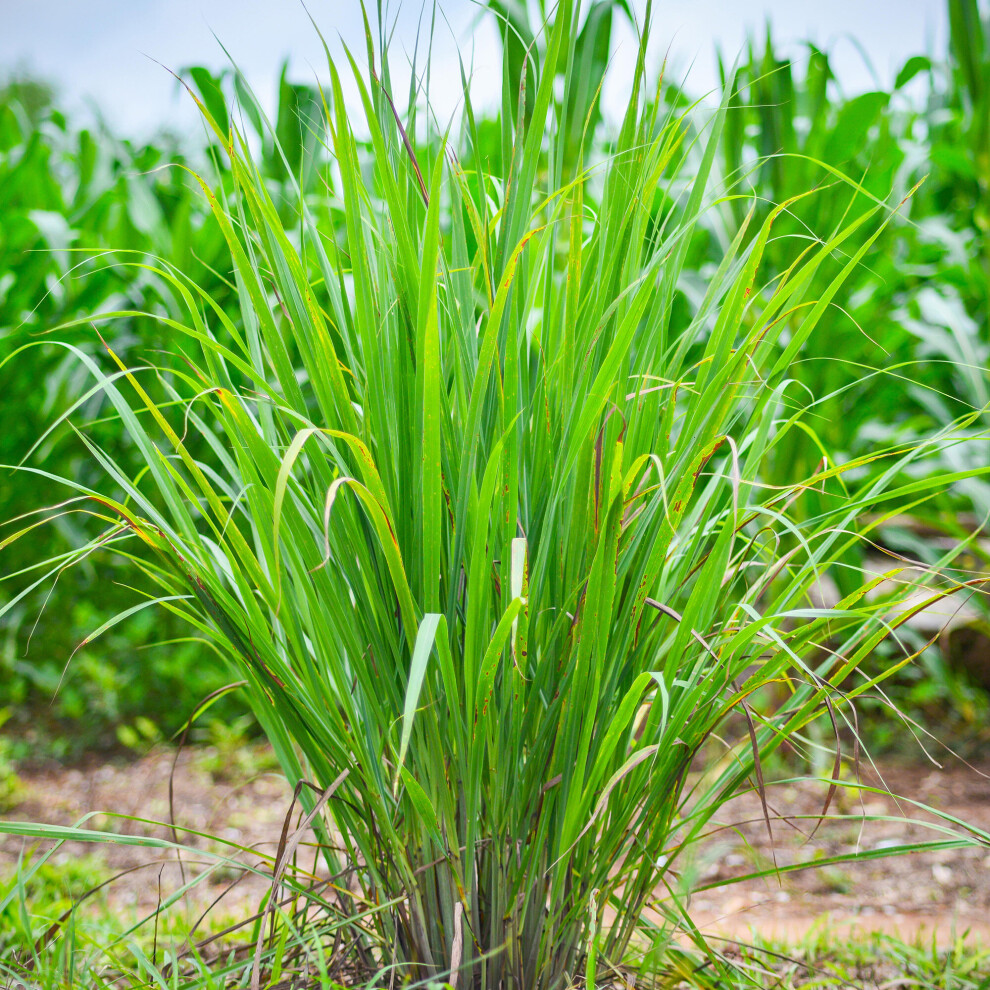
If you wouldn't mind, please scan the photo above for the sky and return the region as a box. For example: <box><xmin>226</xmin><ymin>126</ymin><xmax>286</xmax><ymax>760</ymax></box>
<box><xmin>0</xmin><ymin>0</ymin><xmax>948</xmax><ymax>138</ymax></box>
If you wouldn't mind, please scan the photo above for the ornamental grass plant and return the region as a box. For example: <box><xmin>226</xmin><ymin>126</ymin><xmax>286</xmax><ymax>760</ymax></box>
<box><xmin>3</xmin><ymin>1</ymin><xmax>990</xmax><ymax>987</ymax></box>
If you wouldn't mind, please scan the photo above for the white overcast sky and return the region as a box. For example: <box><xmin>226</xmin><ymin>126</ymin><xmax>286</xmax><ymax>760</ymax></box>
<box><xmin>1</xmin><ymin>0</ymin><xmax>947</xmax><ymax>138</ymax></box>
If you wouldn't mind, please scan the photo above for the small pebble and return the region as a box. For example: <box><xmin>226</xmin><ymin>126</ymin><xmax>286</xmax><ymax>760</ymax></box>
<box><xmin>932</xmin><ymin>864</ymin><xmax>954</xmax><ymax>886</ymax></box>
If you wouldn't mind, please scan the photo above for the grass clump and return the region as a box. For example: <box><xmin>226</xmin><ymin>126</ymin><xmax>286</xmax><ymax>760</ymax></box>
<box><xmin>3</xmin><ymin>0</ymin><xmax>990</xmax><ymax>986</ymax></box>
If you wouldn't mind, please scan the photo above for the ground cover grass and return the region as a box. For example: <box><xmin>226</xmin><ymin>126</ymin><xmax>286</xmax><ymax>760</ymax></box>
<box><xmin>2</xmin><ymin>0</ymin><xmax>990</xmax><ymax>986</ymax></box>
<box><xmin>4</xmin><ymin>742</ymin><xmax>990</xmax><ymax>987</ymax></box>
<box><xmin>4</xmin><ymin>855</ymin><xmax>990</xmax><ymax>990</ymax></box>
<box><xmin>718</xmin><ymin>927</ymin><xmax>990</xmax><ymax>989</ymax></box>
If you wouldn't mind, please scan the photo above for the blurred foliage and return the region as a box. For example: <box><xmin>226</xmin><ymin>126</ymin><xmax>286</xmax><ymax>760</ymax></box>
<box><xmin>724</xmin><ymin>1</ymin><xmax>990</xmax><ymax>744</ymax></box>
<box><xmin>709</xmin><ymin>3</ymin><xmax>990</xmax><ymax>743</ymax></box>
<box><xmin>0</xmin><ymin>59</ymin><xmax>353</xmax><ymax>753</ymax></box>
<box><xmin>0</xmin><ymin>72</ymin><xmax>238</xmax><ymax>752</ymax></box>
<box><xmin>0</xmin><ymin>849</ymin><xmax>110</xmax><ymax>963</ymax></box>
<box><xmin>0</xmin><ymin>710</ymin><xmax>24</xmax><ymax>811</ymax></box>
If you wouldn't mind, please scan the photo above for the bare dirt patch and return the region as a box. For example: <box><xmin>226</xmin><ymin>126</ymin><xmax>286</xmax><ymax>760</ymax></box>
<box><xmin>687</xmin><ymin>758</ymin><xmax>990</xmax><ymax>943</ymax></box>
<box><xmin>3</xmin><ymin>748</ymin><xmax>989</xmax><ymax>945</ymax></box>
<box><xmin>2</xmin><ymin>747</ymin><xmax>294</xmax><ymax>925</ymax></box>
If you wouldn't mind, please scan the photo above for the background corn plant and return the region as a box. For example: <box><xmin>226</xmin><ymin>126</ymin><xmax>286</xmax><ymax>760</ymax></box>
<box><xmin>0</xmin><ymin>75</ymin><xmax>237</xmax><ymax>742</ymax></box>
<box><xmin>3</xmin><ymin>1</ymin><xmax>990</xmax><ymax>986</ymax></box>
<box><xmin>712</xmin><ymin>6</ymin><xmax>990</xmax><ymax>732</ymax></box>
<box><xmin>0</xmin><ymin>66</ymin><xmax>326</xmax><ymax>747</ymax></box>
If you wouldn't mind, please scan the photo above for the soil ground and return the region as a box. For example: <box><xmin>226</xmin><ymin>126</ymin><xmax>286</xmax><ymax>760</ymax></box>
<box><xmin>686</xmin><ymin>758</ymin><xmax>990</xmax><ymax>945</ymax></box>
<box><xmin>3</xmin><ymin>746</ymin><xmax>990</xmax><ymax>948</ymax></box>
